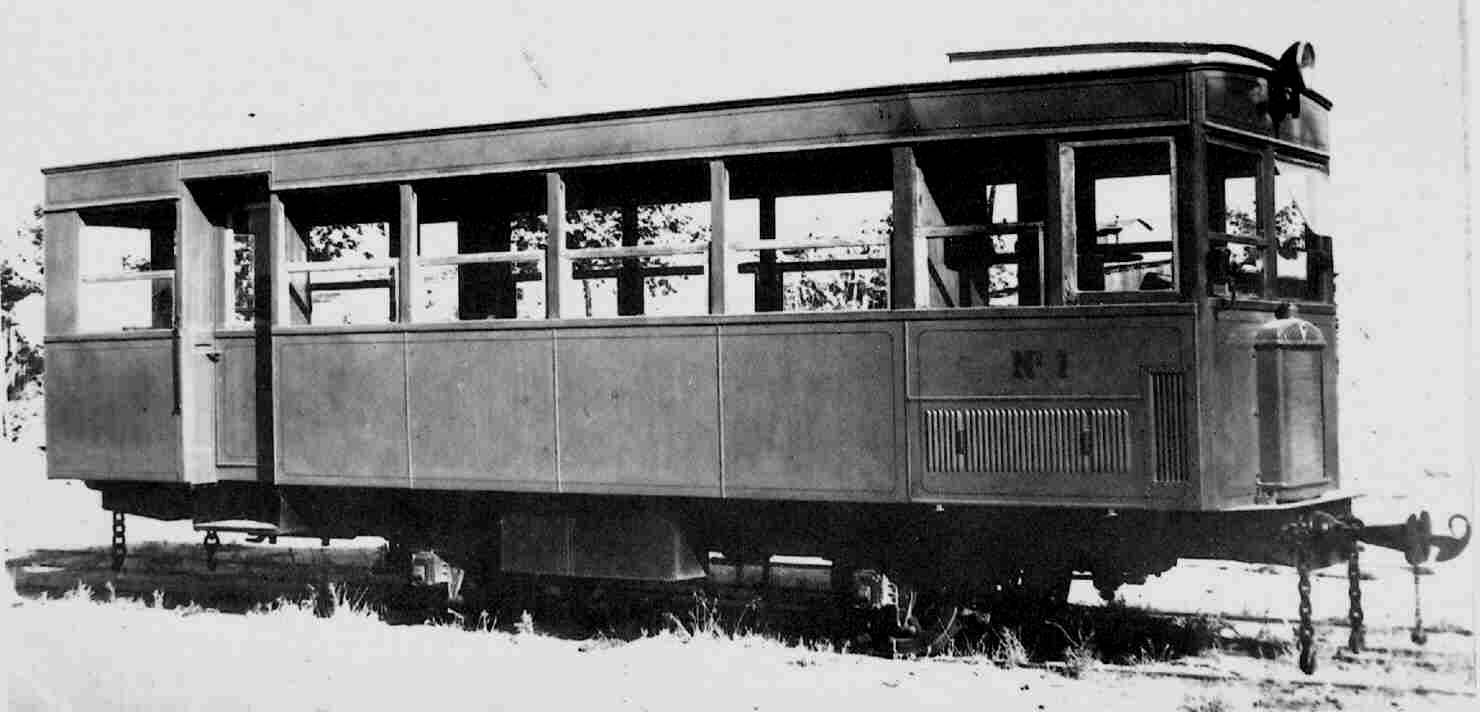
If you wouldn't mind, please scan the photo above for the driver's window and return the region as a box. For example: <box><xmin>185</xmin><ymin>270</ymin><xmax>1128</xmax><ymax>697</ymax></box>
<box><xmin>1061</xmin><ymin>139</ymin><xmax>1177</xmax><ymax>295</ymax></box>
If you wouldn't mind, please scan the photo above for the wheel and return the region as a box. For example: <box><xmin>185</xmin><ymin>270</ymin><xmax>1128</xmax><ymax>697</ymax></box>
<box><xmin>1021</xmin><ymin>569</ymin><xmax>1072</xmax><ymax>609</ymax></box>
<box><xmin>1092</xmin><ymin>572</ymin><xmax>1123</xmax><ymax>603</ymax></box>
<box><xmin>995</xmin><ymin>567</ymin><xmax>1073</xmax><ymax>618</ymax></box>
<box><xmin>203</xmin><ymin>531</ymin><xmax>221</xmax><ymax>572</ymax></box>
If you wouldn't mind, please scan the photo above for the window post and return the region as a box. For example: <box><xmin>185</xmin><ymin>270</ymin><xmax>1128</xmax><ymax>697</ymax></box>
<box><xmin>150</xmin><ymin>219</ymin><xmax>176</xmax><ymax>329</ymax></box>
<box><xmin>1258</xmin><ymin>147</ymin><xmax>1277</xmax><ymax>294</ymax></box>
<box><xmin>545</xmin><ymin>172</ymin><xmax>566</xmax><ymax>319</ymax></box>
<box><xmin>756</xmin><ymin>193</ymin><xmax>780</xmax><ymax>312</ymax></box>
<box><xmin>618</xmin><ymin>202</ymin><xmax>644</xmax><ymax>316</ymax></box>
<box><xmin>396</xmin><ymin>183</ymin><xmax>418</xmax><ymax>323</ymax></box>
<box><xmin>268</xmin><ymin>194</ymin><xmax>288</xmax><ymax>327</ymax></box>
<box><xmin>890</xmin><ymin>146</ymin><xmax>930</xmax><ymax>309</ymax></box>
<box><xmin>709</xmin><ymin>160</ymin><xmax>730</xmax><ymax>314</ymax></box>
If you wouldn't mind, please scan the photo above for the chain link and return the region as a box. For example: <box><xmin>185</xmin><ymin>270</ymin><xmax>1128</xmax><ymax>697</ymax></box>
<box><xmin>203</xmin><ymin>530</ymin><xmax>221</xmax><ymax>572</ymax></box>
<box><xmin>1410</xmin><ymin>565</ymin><xmax>1428</xmax><ymax>645</ymax></box>
<box><xmin>110</xmin><ymin>511</ymin><xmax>126</xmax><ymax>573</ymax></box>
<box><xmin>1347</xmin><ymin>542</ymin><xmax>1364</xmax><ymax>652</ymax></box>
<box><xmin>1296</xmin><ymin>547</ymin><xmax>1316</xmax><ymax>674</ymax></box>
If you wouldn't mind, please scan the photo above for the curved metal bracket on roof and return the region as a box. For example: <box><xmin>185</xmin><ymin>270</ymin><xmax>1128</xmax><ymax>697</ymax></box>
<box><xmin>948</xmin><ymin>42</ymin><xmax>1316</xmax><ymax>121</ymax></box>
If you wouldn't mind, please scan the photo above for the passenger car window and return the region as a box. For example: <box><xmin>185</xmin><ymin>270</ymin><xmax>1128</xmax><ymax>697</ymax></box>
<box><xmin>1273</xmin><ymin>160</ymin><xmax>1329</xmax><ymax>301</ymax></box>
<box><xmin>1207</xmin><ymin>144</ymin><xmax>1264</xmax><ymax>299</ymax></box>
<box><xmin>76</xmin><ymin>202</ymin><xmax>176</xmax><ymax>332</ymax></box>
<box><xmin>1063</xmin><ymin>140</ymin><xmax>1177</xmax><ymax>294</ymax></box>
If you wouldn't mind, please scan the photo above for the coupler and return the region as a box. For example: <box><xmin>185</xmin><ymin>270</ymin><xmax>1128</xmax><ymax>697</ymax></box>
<box><xmin>1280</xmin><ymin>509</ymin><xmax>1471</xmax><ymax>674</ymax></box>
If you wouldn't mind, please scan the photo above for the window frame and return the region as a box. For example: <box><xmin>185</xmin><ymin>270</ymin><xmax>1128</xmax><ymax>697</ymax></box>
<box><xmin>1205</xmin><ymin>138</ymin><xmax>1269</xmax><ymax>300</ymax></box>
<box><xmin>1268</xmin><ymin>152</ymin><xmax>1333</xmax><ymax>304</ymax></box>
<box><xmin>1058</xmin><ymin>136</ymin><xmax>1181</xmax><ymax>303</ymax></box>
<box><xmin>72</xmin><ymin>199</ymin><xmax>180</xmax><ymax>335</ymax></box>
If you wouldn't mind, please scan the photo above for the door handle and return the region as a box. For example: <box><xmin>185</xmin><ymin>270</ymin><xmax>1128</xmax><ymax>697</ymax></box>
<box><xmin>194</xmin><ymin>343</ymin><xmax>222</xmax><ymax>363</ymax></box>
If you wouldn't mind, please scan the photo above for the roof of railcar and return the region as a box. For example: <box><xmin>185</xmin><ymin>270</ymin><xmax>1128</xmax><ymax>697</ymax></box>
<box><xmin>42</xmin><ymin>56</ymin><xmax>1330</xmax><ymax>175</ymax></box>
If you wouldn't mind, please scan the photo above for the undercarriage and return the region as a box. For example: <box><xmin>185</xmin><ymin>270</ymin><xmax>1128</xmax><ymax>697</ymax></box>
<box><xmin>93</xmin><ymin>481</ymin><xmax>1470</xmax><ymax>672</ymax></box>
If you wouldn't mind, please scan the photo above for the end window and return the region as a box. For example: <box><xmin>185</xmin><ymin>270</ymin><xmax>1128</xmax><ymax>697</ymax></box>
<box><xmin>1274</xmin><ymin>160</ymin><xmax>1330</xmax><ymax>301</ymax></box>
<box><xmin>1206</xmin><ymin>144</ymin><xmax>1264</xmax><ymax>299</ymax></box>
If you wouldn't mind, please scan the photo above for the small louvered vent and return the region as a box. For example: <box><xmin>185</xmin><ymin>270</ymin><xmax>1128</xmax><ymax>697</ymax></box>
<box><xmin>923</xmin><ymin>407</ymin><xmax>1132</xmax><ymax>474</ymax></box>
<box><xmin>1148</xmin><ymin>371</ymin><xmax>1190</xmax><ymax>483</ymax></box>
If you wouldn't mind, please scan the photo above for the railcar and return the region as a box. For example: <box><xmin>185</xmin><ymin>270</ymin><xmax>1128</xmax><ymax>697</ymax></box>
<box><xmin>41</xmin><ymin>41</ymin><xmax>1467</xmax><ymax>670</ymax></box>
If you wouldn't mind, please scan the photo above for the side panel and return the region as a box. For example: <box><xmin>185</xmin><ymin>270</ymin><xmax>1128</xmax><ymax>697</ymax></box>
<box><xmin>556</xmin><ymin>327</ymin><xmax>721</xmax><ymax>495</ymax></box>
<box><xmin>407</xmin><ymin>330</ymin><xmax>557</xmax><ymax>491</ymax></box>
<box><xmin>1309</xmin><ymin>312</ymin><xmax>1339</xmax><ymax>492</ymax></box>
<box><xmin>1207</xmin><ymin>310</ymin><xmax>1263</xmax><ymax>503</ymax></box>
<box><xmin>720</xmin><ymin>323</ymin><xmax>903</xmax><ymax>500</ymax></box>
<box><xmin>178</xmin><ymin>153</ymin><xmax>272</xmax><ymax>181</ymax></box>
<box><xmin>45</xmin><ymin>161</ymin><xmax>179</xmax><ymax>209</ymax></box>
<box><xmin>908</xmin><ymin>315</ymin><xmax>1195</xmax><ymax>505</ymax></box>
<box><xmin>46</xmin><ymin>337</ymin><xmax>181</xmax><ymax>481</ymax></box>
<box><xmin>214</xmin><ymin>334</ymin><xmax>258</xmax><ymax>474</ymax></box>
<box><xmin>274</xmin><ymin>333</ymin><xmax>409</xmax><ymax>486</ymax></box>
<box><xmin>260</xmin><ymin>312</ymin><xmax>1205</xmax><ymax>509</ymax></box>
<box><xmin>1203</xmin><ymin>307</ymin><xmax>1339</xmax><ymax>507</ymax></box>
<box><xmin>265</xmin><ymin>322</ymin><xmax>905</xmax><ymax>500</ymax></box>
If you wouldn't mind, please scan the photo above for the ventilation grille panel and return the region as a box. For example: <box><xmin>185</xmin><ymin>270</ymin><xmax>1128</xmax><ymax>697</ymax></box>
<box><xmin>923</xmin><ymin>407</ymin><xmax>1131</xmax><ymax>474</ymax></box>
<box><xmin>1148</xmin><ymin>371</ymin><xmax>1190</xmax><ymax>483</ymax></box>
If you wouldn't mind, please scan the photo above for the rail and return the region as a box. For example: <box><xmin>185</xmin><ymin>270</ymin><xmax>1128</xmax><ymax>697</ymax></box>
<box><xmin>419</xmin><ymin>250</ymin><xmax>545</xmax><ymax>267</ymax></box>
<box><xmin>565</xmin><ymin>243</ymin><xmax>710</xmax><ymax>260</ymax></box>
<box><xmin>283</xmin><ymin>259</ymin><xmax>398</xmax><ymax>274</ymax></box>
<box><xmin>81</xmin><ymin>269</ymin><xmax>175</xmax><ymax>284</ymax></box>
<box><xmin>729</xmin><ymin>237</ymin><xmax>886</xmax><ymax>252</ymax></box>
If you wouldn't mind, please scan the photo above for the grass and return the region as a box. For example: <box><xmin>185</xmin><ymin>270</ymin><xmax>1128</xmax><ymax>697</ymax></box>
<box><xmin>7</xmin><ymin>573</ymin><xmax>1363</xmax><ymax>680</ymax></box>
<box><xmin>41</xmin><ymin>576</ymin><xmax>393</xmax><ymax>629</ymax></box>
<box><xmin>1050</xmin><ymin>621</ymin><xmax>1099</xmax><ymax>678</ymax></box>
<box><xmin>991</xmin><ymin>627</ymin><xmax>1031</xmax><ymax>667</ymax></box>
<box><xmin>1179</xmin><ymin>692</ymin><xmax>1233</xmax><ymax>712</ymax></box>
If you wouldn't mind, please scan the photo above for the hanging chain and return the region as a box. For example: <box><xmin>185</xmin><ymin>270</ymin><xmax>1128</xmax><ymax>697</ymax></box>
<box><xmin>203</xmin><ymin>530</ymin><xmax>222</xmax><ymax>572</ymax></box>
<box><xmin>110</xmin><ymin>511</ymin><xmax>127</xmax><ymax>573</ymax></box>
<box><xmin>1410</xmin><ymin>565</ymin><xmax>1428</xmax><ymax>645</ymax></box>
<box><xmin>1346</xmin><ymin>542</ymin><xmax>1365</xmax><ymax>653</ymax></box>
<box><xmin>1295</xmin><ymin>547</ymin><xmax>1317</xmax><ymax>674</ymax></box>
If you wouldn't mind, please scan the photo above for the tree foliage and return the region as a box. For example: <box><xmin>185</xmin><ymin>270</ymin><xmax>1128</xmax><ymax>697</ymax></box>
<box><xmin>780</xmin><ymin>214</ymin><xmax>889</xmax><ymax>311</ymax></box>
<box><xmin>3</xmin><ymin>206</ymin><xmax>45</xmax><ymax>439</ymax></box>
<box><xmin>230</xmin><ymin>222</ymin><xmax>381</xmax><ymax>324</ymax></box>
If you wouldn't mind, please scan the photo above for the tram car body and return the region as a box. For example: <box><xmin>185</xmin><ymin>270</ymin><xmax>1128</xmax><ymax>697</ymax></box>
<box><xmin>41</xmin><ymin>43</ymin><xmax>1466</xmax><ymax>605</ymax></box>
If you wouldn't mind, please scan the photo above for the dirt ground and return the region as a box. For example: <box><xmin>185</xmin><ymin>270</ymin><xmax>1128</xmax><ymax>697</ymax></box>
<box><xmin>3</xmin><ymin>574</ymin><xmax>1474</xmax><ymax>712</ymax></box>
<box><xmin>3</xmin><ymin>437</ymin><xmax>1477</xmax><ymax>711</ymax></box>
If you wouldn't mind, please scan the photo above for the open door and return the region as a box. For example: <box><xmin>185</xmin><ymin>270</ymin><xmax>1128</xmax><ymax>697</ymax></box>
<box><xmin>180</xmin><ymin>177</ymin><xmax>271</xmax><ymax>484</ymax></box>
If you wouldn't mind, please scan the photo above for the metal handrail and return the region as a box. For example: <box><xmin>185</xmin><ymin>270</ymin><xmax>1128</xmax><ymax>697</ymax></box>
<box><xmin>420</xmin><ymin>250</ymin><xmax>545</xmax><ymax>267</ymax></box>
<box><xmin>920</xmin><ymin>221</ymin><xmax>1044</xmax><ymax>239</ymax></box>
<box><xmin>283</xmin><ymin>259</ymin><xmax>397</xmax><ymax>274</ymax></box>
<box><xmin>729</xmin><ymin>237</ymin><xmax>885</xmax><ymax>252</ymax></box>
<box><xmin>565</xmin><ymin>243</ymin><xmax>709</xmax><ymax>260</ymax></box>
<box><xmin>81</xmin><ymin>269</ymin><xmax>175</xmax><ymax>284</ymax></box>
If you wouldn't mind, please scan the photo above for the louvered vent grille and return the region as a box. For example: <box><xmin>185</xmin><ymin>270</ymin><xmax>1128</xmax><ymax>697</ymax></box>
<box><xmin>922</xmin><ymin>407</ymin><xmax>1132</xmax><ymax>474</ymax></box>
<box><xmin>1148</xmin><ymin>371</ymin><xmax>1190</xmax><ymax>483</ymax></box>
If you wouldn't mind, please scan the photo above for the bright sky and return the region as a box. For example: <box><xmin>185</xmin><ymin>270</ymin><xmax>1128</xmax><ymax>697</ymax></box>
<box><xmin>0</xmin><ymin>0</ymin><xmax>1472</xmax><ymax>487</ymax></box>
